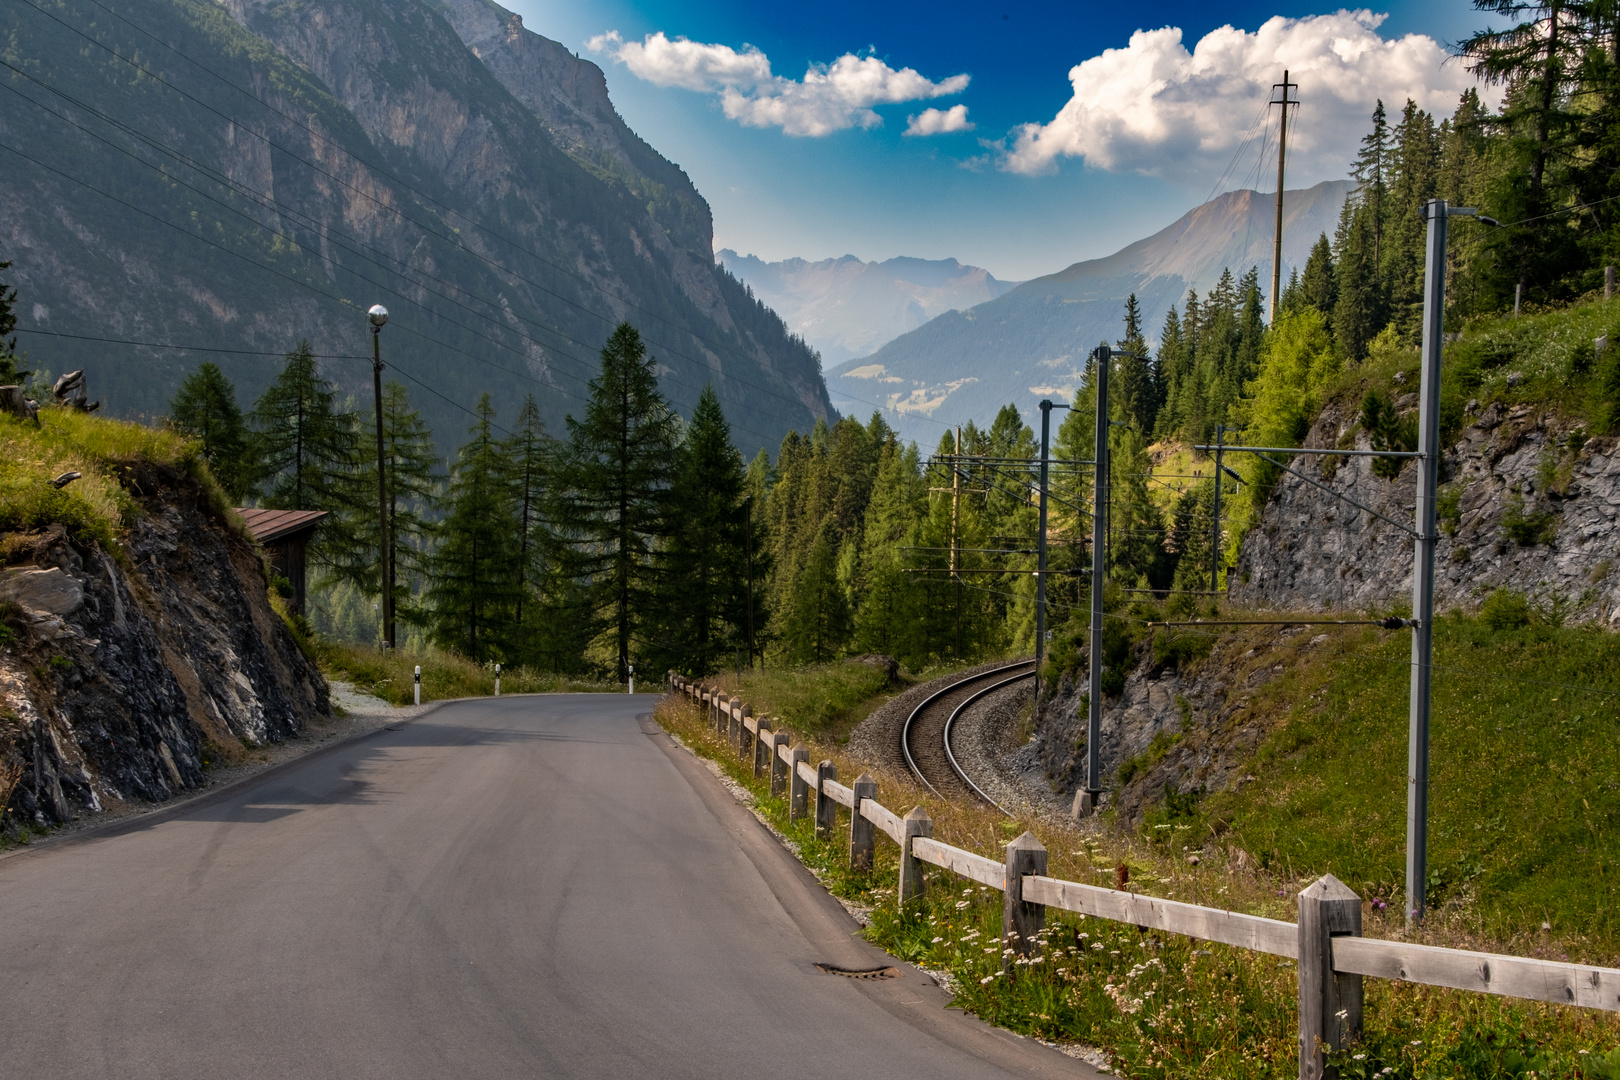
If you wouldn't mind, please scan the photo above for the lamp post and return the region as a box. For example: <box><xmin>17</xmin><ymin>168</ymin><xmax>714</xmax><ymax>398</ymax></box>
<box><xmin>368</xmin><ymin>304</ymin><xmax>393</xmax><ymax>651</ymax></box>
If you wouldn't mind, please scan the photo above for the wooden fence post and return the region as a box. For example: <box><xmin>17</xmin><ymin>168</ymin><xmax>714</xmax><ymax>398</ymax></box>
<box><xmin>1003</xmin><ymin>832</ymin><xmax>1048</xmax><ymax>966</ymax></box>
<box><xmin>899</xmin><ymin>806</ymin><xmax>932</xmax><ymax>905</ymax></box>
<box><xmin>1298</xmin><ymin>874</ymin><xmax>1364</xmax><ymax>1080</ymax></box>
<box><xmin>815</xmin><ymin>761</ymin><xmax>838</xmax><ymax>838</ymax></box>
<box><xmin>849</xmin><ymin>773</ymin><xmax>877</xmax><ymax>871</ymax></box>
<box><xmin>722</xmin><ymin>697</ymin><xmax>735</xmax><ymax>738</ymax></box>
<box><xmin>769</xmin><ymin>731</ymin><xmax>790</xmax><ymax>797</ymax></box>
<box><xmin>788</xmin><ymin>745</ymin><xmax>810</xmax><ymax>820</ymax></box>
<box><xmin>735</xmin><ymin>705</ymin><xmax>749</xmax><ymax>757</ymax></box>
<box><xmin>753</xmin><ymin>718</ymin><xmax>773</xmax><ymax>778</ymax></box>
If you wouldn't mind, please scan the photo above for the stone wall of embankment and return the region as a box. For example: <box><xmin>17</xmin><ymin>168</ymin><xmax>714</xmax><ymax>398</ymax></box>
<box><xmin>0</xmin><ymin>463</ymin><xmax>328</xmax><ymax>833</ymax></box>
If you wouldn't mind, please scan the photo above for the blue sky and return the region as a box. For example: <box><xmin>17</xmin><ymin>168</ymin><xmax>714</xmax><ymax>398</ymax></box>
<box><xmin>506</xmin><ymin>2</ymin><xmax>1493</xmax><ymax>280</ymax></box>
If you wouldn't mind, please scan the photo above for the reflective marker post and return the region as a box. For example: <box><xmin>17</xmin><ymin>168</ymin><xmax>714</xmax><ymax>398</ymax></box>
<box><xmin>628</xmin><ymin>664</ymin><xmax>634</xmax><ymax>695</ymax></box>
<box><xmin>414</xmin><ymin>664</ymin><xmax>421</xmax><ymax>707</ymax></box>
<box><xmin>494</xmin><ymin>663</ymin><xmax>501</xmax><ymax>697</ymax></box>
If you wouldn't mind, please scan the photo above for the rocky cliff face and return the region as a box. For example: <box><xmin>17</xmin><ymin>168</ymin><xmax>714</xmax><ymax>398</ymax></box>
<box><xmin>1231</xmin><ymin>398</ymin><xmax>1620</xmax><ymax>625</ymax></box>
<box><xmin>0</xmin><ymin>467</ymin><xmax>327</xmax><ymax>831</ymax></box>
<box><xmin>1</xmin><ymin>0</ymin><xmax>830</xmax><ymax>457</ymax></box>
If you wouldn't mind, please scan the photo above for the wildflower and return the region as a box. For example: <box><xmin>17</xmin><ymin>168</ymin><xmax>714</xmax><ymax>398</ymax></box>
<box><xmin>1411</xmin><ymin>1040</ymin><xmax>1422</xmax><ymax>1046</ymax></box>
<box><xmin>954</xmin><ymin>901</ymin><xmax>970</xmax><ymax>910</ymax></box>
<box><xmin>931</xmin><ymin>936</ymin><xmax>944</xmax><ymax>943</ymax></box>
<box><xmin>1093</xmin><ymin>943</ymin><xmax>1104</xmax><ymax>951</ymax></box>
<box><xmin>980</xmin><ymin>974</ymin><xmax>997</xmax><ymax>984</ymax></box>
<box><xmin>1336</xmin><ymin>1009</ymin><xmax>1348</xmax><ymax>1021</ymax></box>
<box><xmin>1354</xmin><ymin>1054</ymin><xmax>1366</xmax><ymax>1061</ymax></box>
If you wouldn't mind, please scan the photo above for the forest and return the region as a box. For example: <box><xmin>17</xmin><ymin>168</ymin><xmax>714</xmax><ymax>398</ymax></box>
<box><xmin>11</xmin><ymin>0</ymin><xmax>1620</xmax><ymax>682</ymax></box>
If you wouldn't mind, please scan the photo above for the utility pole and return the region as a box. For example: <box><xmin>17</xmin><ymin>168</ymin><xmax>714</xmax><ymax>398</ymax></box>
<box><xmin>1408</xmin><ymin>198</ymin><xmax>1470</xmax><ymax>925</ymax></box>
<box><xmin>1211</xmin><ymin>424</ymin><xmax>1225</xmax><ymax>593</ymax></box>
<box><xmin>1270</xmin><ymin>70</ymin><xmax>1298</xmax><ymax>323</ymax></box>
<box><xmin>1034</xmin><ymin>400</ymin><xmax>1053</xmax><ymax>718</ymax></box>
<box><xmin>1080</xmin><ymin>345</ymin><xmax>1111</xmax><ymax>814</ymax></box>
<box><xmin>743</xmin><ymin>495</ymin><xmax>756</xmax><ymax>671</ymax></box>
<box><xmin>952</xmin><ymin>425</ymin><xmax>962</xmax><ymax>660</ymax></box>
<box><xmin>368</xmin><ymin>304</ymin><xmax>393</xmax><ymax>650</ymax></box>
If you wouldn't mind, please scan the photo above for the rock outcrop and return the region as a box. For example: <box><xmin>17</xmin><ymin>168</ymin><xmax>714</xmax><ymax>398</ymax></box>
<box><xmin>0</xmin><ymin>465</ymin><xmax>328</xmax><ymax>831</ymax></box>
<box><xmin>1231</xmin><ymin>397</ymin><xmax>1620</xmax><ymax>625</ymax></box>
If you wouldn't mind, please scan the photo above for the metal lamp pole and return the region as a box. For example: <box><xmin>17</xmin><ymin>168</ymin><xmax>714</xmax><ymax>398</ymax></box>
<box><xmin>1034</xmin><ymin>400</ymin><xmax>1052</xmax><ymax>718</ymax></box>
<box><xmin>368</xmin><ymin>304</ymin><xmax>393</xmax><ymax>650</ymax></box>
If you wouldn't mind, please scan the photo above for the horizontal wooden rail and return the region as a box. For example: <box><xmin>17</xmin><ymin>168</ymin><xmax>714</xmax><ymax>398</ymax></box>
<box><xmin>821</xmin><ymin>778</ymin><xmax>854</xmax><ymax>809</ymax></box>
<box><xmin>778</xmin><ymin>740</ymin><xmax>794</xmax><ymax>765</ymax></box>
<box><xmin>912</xmin><ymin>837</ymin><xmax>1004</xmax><ymax>889</ymax></box>
<box><xmin>796</xmin><ymin>760</ymin><xmax>819</xmax><ymax>788</ymax></box>
<box><xmin>860</xmin><ymin>798</ymin><xmax>905</xmax><ymax>844</ymax></box>
<box><xmin>1022</xmin><ymin>876</ymin><xmax>1298</xmax><ymax>958</ymax></box>
<box><xmin>743</xmin><ymin>716</ymin><xmax>758</xmax><ymax>736</ymax></box>
<box><xmin>1333</xmin><ymin>936</ymin><xmax>1620</xmax><ymax>1012</ymax></box>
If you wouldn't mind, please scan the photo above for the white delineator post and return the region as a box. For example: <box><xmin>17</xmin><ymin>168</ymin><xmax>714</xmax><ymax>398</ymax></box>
<box><xmin>628</xmin><ymin>664</ymin><xmax>634</xmax><ymax>695</ymax></box>
<box><xmin>494</xmin><ymin>663</ymin><xmax>501</xmax><ymax>697</ymax></box>
<box><xmin>413</xmin><ymin>665</ymin><xmax>421</xmax><ymax>706</ymax></box>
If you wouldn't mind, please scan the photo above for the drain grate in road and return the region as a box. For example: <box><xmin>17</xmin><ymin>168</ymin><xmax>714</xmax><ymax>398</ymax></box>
<box><xmin>814</xmin><ymin>963</ymin><xmax>901</xmax><ymax>980</ymax></box>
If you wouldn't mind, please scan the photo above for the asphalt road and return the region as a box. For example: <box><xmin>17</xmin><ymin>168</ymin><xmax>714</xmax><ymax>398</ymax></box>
<box><xmin>0</xmin><ymin>694</ymin><xmax>1090</xmax><ymax>1079</ymax></box>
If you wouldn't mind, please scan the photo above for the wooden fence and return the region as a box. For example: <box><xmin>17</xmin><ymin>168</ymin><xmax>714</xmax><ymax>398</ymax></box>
<box><xmin>668</xmin><ymin>674</ymin><xmax>1620</xmax><ymax>1078</ymax></box>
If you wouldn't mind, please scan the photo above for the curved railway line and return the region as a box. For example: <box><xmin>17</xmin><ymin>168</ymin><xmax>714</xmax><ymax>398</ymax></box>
<box><xmin>901</xmin><ymin>660</ymin><xmax>1035</xmax><ymax>814</ymax></box>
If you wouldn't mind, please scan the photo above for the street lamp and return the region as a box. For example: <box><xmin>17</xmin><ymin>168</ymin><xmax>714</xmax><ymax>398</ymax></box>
<box><xmin>368</xmin><ymin>304</ymin><xmax>393</xmax><ymax>650</ymax></box>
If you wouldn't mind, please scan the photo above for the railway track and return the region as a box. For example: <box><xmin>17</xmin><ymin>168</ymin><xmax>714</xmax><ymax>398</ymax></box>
<box><xmin>901</xmin><ymin>660</ymin><xmax>1036</xmax><ymax>813</ymax></box>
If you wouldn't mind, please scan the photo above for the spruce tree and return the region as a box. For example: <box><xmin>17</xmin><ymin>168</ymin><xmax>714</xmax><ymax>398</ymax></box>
<box><xmin>1114</xmin><ymin>294</ymin><xmax>1156</xmax><ymax>432</ymax></box>
<box><xmin>426</xmin><ymin>394</ymin><xmax>520</xmax><ymax>661</ymax></box>
<box><xmin>0</xmin><ymin>248</ymin><xmax>20</xmax><ymax>383</ymax></box>
<box><xmin>786</xmin><ymin>521</ymin><xmax>850</xmax><ymax>664</ymax></box>
<box><xmin>502</xmin><ymin>394</ymin><xmax>552</xmax><ymax>647</ymax></box>
<box><xmin>650</xmin><ymin>385</ymin><xmax>757</xmax><ymax>677</ymax></box>
<box><xmin>554</xmin><ymin>323</ymin><xmax>681</xmax><ymax>681</ymax></box>
<box><xmin>170</xmin><ymin>362</ymin><xmax>252</xmax><ymax>501</ymax></box>
<box><xmin>1299</xmin><ymin>233</ymin><xmax>1337</xmax><ymax>330</ymax></box>
<box><xmin>361</xmin><ymin>381</ymin><xmax>439</xmax><ymax>624</ymax></box>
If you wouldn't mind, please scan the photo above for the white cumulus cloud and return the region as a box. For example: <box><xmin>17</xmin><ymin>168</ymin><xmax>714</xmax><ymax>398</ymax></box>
<box><xmin>587</xmin><ymin>31</ymin><xmax>970</xmax><ymax>137</ymax></box>
<box><xmin>1002</xmin><ymin>10</ymin><xmax>1485</xmax><ymax>180</ymax></box>
<box><xmin>906</xmin><ymin>104</ymin><xmax>974</xmax><ymax>136</ymax></box>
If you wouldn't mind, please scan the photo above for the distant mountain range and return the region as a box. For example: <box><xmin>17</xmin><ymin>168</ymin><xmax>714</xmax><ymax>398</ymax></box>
<box><xmin>0</xmin><ymin>0</ymin><xmax>831</xmax><ymax>458</ymax></box>
<box><xmin>825</xmin><ymin>180</ymin><xmax>1352</xmax><ymax>444</ymax></box>
<box><xmin>718</xmin><ymin>252</ymin><xmax>1018</xmax><ymax>368</ymax></box>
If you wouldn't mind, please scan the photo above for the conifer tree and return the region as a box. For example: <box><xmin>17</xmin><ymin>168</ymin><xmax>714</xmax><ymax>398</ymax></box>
<box><xmin>250</xmin><ymin>342</ymin><xmax>362</xmax><ymax>569</ymax></box>
<box><xmin>362</xmin><ymin>381</ymin><xmax>439</xmax><ymax>624</ymax></box>
<box><xmin>502</xmin><ymin>395</ymin><xmax>552</xmax><ymax>646</ymax></box>
<box><xmin>786</xmin><ymin>521</ymin><xmax>849</xmax><ymax>664</ymax></box>
<box><xmin>0</xmin><ymin>248</ymin><xmax>21</xmax><ymax>382</ymax></box>
<box><xmin>649</xmin><ymin>385</ymin><xmax>759</xmax><ymax>676</ymax></box>
<box><xmin>1114</xmin><ymin>294</ymin><xmax>1156</xmax><ymax>432</ymax></box>
<box><xmin>1299</xmin><ymin>233</ymin><xmax>1337</xmax><ymax>329</ymax></box>
<box><xmin>426</xmin><ymin>394</ymin><xmax>520</xmax><ymax>661</ymax></box>
<box><xmin>170</xmin><ymin>362</ymin><xmax>252</xmax><ymax>500</ymax></box>
<box><xmin>554</xmin><ymin>323</ymin><xmax>681</xmax><ymax>681</ymax></box>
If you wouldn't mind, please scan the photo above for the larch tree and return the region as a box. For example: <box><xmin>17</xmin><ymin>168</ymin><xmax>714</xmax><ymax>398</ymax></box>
<box><xmin>170</xmin><ymin>362</ymin><xmax>252</xmax><ymax>501</ymax></box>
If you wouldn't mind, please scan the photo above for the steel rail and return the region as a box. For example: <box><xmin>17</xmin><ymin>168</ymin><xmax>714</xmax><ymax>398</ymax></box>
<box><xmin>901</xmin><ymin>659</ymin><xmax>1035</xmax><ymax>801</ymax></box>
<box><xmin>941</xmin><ymin>669</ymin><xmax>1036</xmax><ymax>816</ymax></box>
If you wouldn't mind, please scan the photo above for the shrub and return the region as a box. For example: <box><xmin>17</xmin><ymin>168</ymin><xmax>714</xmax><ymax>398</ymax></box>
<box><xmin>1499</xmin><ymin>486</ymin><xmax>1558</xmax><ymax>546</ymax></box>
<box><xmin>1480</xmin><ymin>588</ymin><xmax>1532</xmax><ymax>630</ymax></box>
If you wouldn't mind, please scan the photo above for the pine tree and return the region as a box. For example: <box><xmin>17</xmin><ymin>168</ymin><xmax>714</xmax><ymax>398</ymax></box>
<box><xmin>852</xmin><ymin>441</ymin><xmax>928</xmax><ymax>666</ymax></box>
<box><xmin>426</xmin><ymin>394</ymin><xmax>520</xmax><ymax>661</ymax></box>
<box><xmin>1333</xmin><ymin>197</ymin><xmax>1384</xmax><ymax>362</ymax></box>
<box><xmin>1114</xmin><ymin>294</ymin><xmax>1156</xmax><ymax>432</ymax></box>
<box><xmin>1352</xmin><ymin>100</ymin><xmax>1391</xmax><ymax>267</ymax></box>
<box><xmin>170</xmin><ymin>362</ymin><xmax>252</xmax><ymax>501</ymax></box>
<box><xmin>1383</xmin><ymin>100</ymin><xmax>1441</xmax><ymax>339</ymax></box>
<box><xmin>371</xmin><ymin>382</ymin><xmax>439</xmax><ymax>624</ymax></box>
<box><xmin>1299</xmin><ymin>233</ymin><xmax>1337</xmax><ymax>330</ymax></box>
<box><xmin>650</xmin><ymin>385</ymin><xmax>757</xmax><ymax>677</ymax></box>
<box><xmin>0</xmin><ymin>248</ymin><xmax>20</xmax><ymax>383</ymax></box>
<box><xmin>249</xmin><ymin>342</ymin><xmax>362</xmax><ymax>570</ymax></box>
<box><xmin>1153</xmin><ymin>306</ymin><xmax>1185</xmax><ymax>439</ymax></box>
<box><xmin>553</xmin><ymin>323</ymin><xmax>681</xmax><ymax>681</ymax></box>
<box><xmin>786</xmin><ymin>521</ymin><xmax>849</xmax><ymax>664</ymax></box>
<box><xmin>502</xmin><ymin>395</ymin><xmax>552</xmax><ymax>647</ymax></box>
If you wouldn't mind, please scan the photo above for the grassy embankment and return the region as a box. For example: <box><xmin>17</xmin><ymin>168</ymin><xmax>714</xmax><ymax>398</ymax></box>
<box><xmin>316</xmin><ymin>642</ymin><xmax>616</xmax><ymax>705</ymax></box>
<box><xmin>658</xmin><ymin>630</ymin><xmax>1620</xmax><ymax>1078</ymax></box>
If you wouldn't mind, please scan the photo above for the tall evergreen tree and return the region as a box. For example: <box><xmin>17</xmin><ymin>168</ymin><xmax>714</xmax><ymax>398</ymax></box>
<box><xmin>170</xmin><ymin>362</ymin><xmax>251</xmax><ymax>501</ymax></box>
<box><xmin>0</xmin><ymin>247</ymin><xmax>21</xmax><ymax>383</ymax></box>
<box><xmin>363</xmin><ymin>381</ymin><xmax>439</xmax><ymax>625</ymax></box>
<box><xmin>1114</xmin><ymin>294</ymin><xmax>1156</xmax><ymax>432</ymax></box>
<box><xmin>554</xmin><ymin>323</ymin><xmax>681</xmax><ymax>682</ymax></box>
<box><xmin>650</xmin><ymin>385</ymin><xmax>760</xmax><ymax>677</ymax></box>
<box><xmin>1299</xmin><ymin>233</ymin><xmax>1337</xmax><ymax>330</ymax></box>
<box><xmin>426</xmin><ymin>395</ymin><xmax>520</xmax><ymax>661</ymax></box>
<box><xmin>502</xmin><ymin>395</ymin><xmax>552</xmax><ymax>645</ymax></box>
<box><xmin>1352</xmin><ymin>100</ymin><xmax>1391</xmax><ymax>267</ymax></box>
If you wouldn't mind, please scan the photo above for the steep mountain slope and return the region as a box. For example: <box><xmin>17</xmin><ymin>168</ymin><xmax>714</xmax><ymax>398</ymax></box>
<box><xmin>718</xmin><ymin>252</ymin><xmax>1018</xmax><ymax>367</ymax></box>
<box><xmin>827</xmin><ymin>181</ymin><xmax>1349</xmax><ymax>442</ymax></box>
<box><xmin>0</xmin><ymin>0</ymin><xmax>830</xmax><ymax>457</ymax></box>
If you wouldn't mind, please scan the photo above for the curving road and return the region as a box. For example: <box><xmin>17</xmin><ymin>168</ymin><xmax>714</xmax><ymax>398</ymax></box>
<box><xmin>0</xmin><ymin>694</ymin><xmax>1090</xmax><ymax>1079</ymax></box>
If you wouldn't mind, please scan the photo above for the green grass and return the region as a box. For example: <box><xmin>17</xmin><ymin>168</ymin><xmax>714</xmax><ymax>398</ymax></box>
<box><xmin>0</xmin><ymin>407</ymin><xmax>231</xmax><ymax>552</ymax></box>
<box><xmin>699</xmin><ymin>658</ymin><xmax>905</xmax><ymax>741</ymax></box>
<box><xmin>318</xmin><ymin>641</ymin><xmax>615</xmax><ymax>704</ymax></box>
<box><xmin>657</xmin><ymin>692</ymin><xmax>1620</xmax><ymax>1080</ymax></box>
<box><xmin>1186</xmin><ymin>614</ymin><xmax>1620</xmax><ymax>958</ymax></box>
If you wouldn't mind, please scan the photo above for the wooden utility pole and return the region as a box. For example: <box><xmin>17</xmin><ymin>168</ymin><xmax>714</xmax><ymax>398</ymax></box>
<box><xmin>952</xmin><ymin>425</ymin><xmax>962</xmax><ymax>659</ymax></box>
<box><xmin>1270</xmin><ymin>71</ymin><xmax>1298</xmax><ymax>323</ymax></box>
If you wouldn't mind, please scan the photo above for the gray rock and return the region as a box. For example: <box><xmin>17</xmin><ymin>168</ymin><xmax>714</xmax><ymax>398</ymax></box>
<box><xmin>0</xmin><ymin>566</ymin><xmax>84</xmax><ymax>615</ymax></box>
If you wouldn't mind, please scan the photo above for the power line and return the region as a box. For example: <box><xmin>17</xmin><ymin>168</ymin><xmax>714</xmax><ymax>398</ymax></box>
<box><xmin>13</xmin><ymin>328</ymin><xmax>367</xmax><ymax>360</ymax></box>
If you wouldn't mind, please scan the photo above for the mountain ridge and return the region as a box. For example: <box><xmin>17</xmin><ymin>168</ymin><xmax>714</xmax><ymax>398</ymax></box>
<box><xmin>0</xmin><ymin>0</ymin><xmax>830</xmax><ymax>457</ymax></box>
<box><xmin>719</xmin><ymin>250</ymin><xmax>1018</xmax><ymax>368</ymax></box>
<box><xmin>826</xmin><ymin>180</ymin><xmax>1351</xmax><ymax>442</ymax></box>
